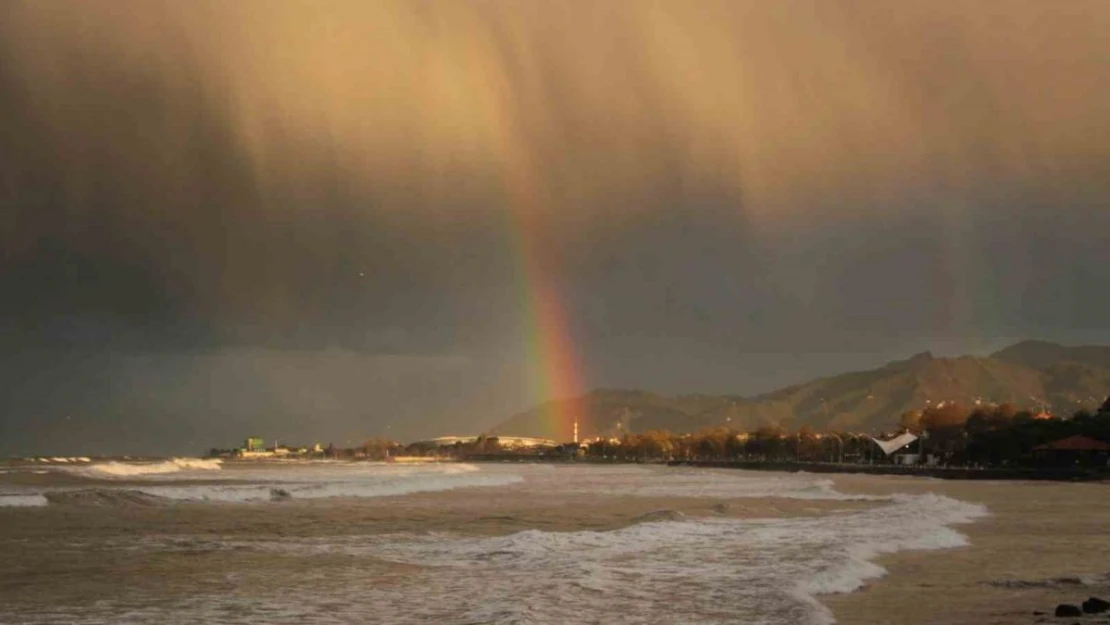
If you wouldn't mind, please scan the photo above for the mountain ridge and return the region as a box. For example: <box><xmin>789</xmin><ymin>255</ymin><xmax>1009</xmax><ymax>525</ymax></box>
<box><xmin>490</xmin><ymin>341</ymin><xmax>1110</xmax><ymax>439</ymax></box>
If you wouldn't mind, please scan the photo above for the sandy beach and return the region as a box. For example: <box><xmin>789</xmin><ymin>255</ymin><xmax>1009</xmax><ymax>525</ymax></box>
<box><xmin>825</xmin><ymin>475</ymin><xmax>1110</xmax><ymax>625</ymax></box>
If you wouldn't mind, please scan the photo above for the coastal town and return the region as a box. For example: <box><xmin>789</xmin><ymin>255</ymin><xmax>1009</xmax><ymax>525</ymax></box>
<box><xmin>208</xmin><ymin>395</ymin><xmax>1110</xmax><ymax>479</ymax></box>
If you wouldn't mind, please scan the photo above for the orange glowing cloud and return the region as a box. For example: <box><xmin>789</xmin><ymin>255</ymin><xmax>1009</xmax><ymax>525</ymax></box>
<box><xmin>5</xmin><ymin>0</ymin><xmax>1107</xmax><ymax>227</ymax></box>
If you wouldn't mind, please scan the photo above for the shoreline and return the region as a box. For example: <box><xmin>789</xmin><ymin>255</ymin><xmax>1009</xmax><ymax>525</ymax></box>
<box><xmin>665</xmin><ymin>459</ymin><xmax>1110</xmax><ymax>482</ymax></box>
<box><xmin>11</xmin><ymin>454</ymin><xmax>1108</xmax><ymax>484</ymax></box>
<box><xmin>822</xmin><ymin>474</ymin><xmax>1110</xmax><ymax>625</ymax></box>
<box><xmin>456</xmin><ymin>455</ymin><xmax>1110</xmax><ymax>482</ymax></box>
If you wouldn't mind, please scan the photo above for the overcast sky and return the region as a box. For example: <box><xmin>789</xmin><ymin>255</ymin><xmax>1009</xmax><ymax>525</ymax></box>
<box><xmin>2</xmin><ymin>1</ymin><xmax>1109</xmax><ymax>455</ymax></box>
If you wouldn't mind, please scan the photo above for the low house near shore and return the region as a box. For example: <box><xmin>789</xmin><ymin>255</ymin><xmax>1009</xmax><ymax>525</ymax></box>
<box><xmin>1033</xmin><ymin>435</ymin><xmax>1110</xmax><ymax>467</ymax></box>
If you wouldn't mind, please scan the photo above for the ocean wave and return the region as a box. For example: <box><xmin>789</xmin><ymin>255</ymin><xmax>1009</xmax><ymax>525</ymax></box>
<box><xmin>540</xmin><ymin>466</ymin><xmax>884</xmax><ymax>501</ymax></box>
<box><xmin>43</xmin><ymin>488</ymin><xmax>170</xmax><ymax>507</ymax></box>
<box><xmin>791</xmin><ymin>493</ymin><xmax>989</xmax><ymax>624</ymax></box>
<box><xmin>0</xmin><ymin>493</ymin><xmax>48</xmax><ymax>507</ymax></box>
<box><xmin>356</xmin><ymin>489</ymin><xmax>988</xmax><ymax>625</ymax></box>
<box><xmin>137</xmin><ymin>470</ymin><xmax>523</xmax><ymax>502</ymax></box>
<box><xmin>439</xmin><ymin>463</ymin><xmax>481</xmax><ymax>474</ymax></box>
<box><xmin>3</xmin><ymin>465</ymin><xmax>993</xmax><ymax>625</ymax></box>
<box><xmin>72</xmin><ymin>457</ymin><xmax>223</xmax><ymax>478</ymax></box>
<box><xmin>632</xmin><ymin>509</ymin><xmax>687</xmax><ymax>523</ymax></box>
<box><xmin>3</xmin><ymin>463</ymin><xmax>523</xmax><ymax>509</ymax></box>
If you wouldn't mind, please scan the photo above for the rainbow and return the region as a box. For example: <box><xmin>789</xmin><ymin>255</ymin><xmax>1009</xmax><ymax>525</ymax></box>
<box><xmin>508</xmin><ymin>206</ymin><xmax>587</xmax><ymax>443</ymax></box>
<box><xmin>472</xmin><ymin>46</ymin><xmax>587</xmax><ymax>443</ymax></box>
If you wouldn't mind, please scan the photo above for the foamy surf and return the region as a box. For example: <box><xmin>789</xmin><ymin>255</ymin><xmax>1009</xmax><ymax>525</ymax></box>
<box><xmin>0</xmin><ymin>493</ymin><xmax>48</xmax><ymax>507</ymax></box>
<box><xmin>44</xmin><ymin>489</ymin><xmax>169</xmax><ymax>507</ymax></box>
<box><xmin>368</xmin><ymin>492</ymin><xmax>986</xmax><ymax>625</ymax></box>
<box><xmin>137</xmin><ymin>469</ymin><xmax>523</xmax><ymax>502</ymax></box>
<box><xmin>535</xmin><ymin>465</ymin><xmax>883</xmax><ymax>501</ymax></box>
<box><xmin>0</xmin><ymin>464</ymin><xmax>991</xmax><ymax>625</ymax></box>
<box><xmin>138</xmin><ymin>471</ymin><xmax>980</xmax><ymax>625</ymax></box>
<box><xmin>70</xmin><ymin>457</ymin><xmax>223</xmax><ymax>478</ymax></box>
<box><xmin>1</xmin><ymin>461</ymin><xmax>522</xmax><ymax>505</ymax></box>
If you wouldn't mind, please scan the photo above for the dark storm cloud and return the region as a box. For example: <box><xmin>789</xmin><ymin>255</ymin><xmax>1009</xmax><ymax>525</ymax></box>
<box><xmin>1</xmin><ymin>1</ymin><xmax>1109</xmax><ymax>454</ymax></box>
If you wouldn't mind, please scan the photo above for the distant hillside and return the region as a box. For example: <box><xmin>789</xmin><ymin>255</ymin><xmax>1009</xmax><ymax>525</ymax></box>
<box><xmin>490</xmin><ymin>341</ymin><xmax>1110</xmax><ymax>439</ymax></box>
<box><xmin>490</xmin><ymin>390</ymin><xmax>744</xmax><ymax>442</ymax></box>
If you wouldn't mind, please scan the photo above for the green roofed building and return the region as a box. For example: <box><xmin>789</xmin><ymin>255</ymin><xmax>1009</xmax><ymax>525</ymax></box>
<box><xmin>245</xmin><ymin>437</ymin><xmax>265</xmax><ymax>452</ymax></box>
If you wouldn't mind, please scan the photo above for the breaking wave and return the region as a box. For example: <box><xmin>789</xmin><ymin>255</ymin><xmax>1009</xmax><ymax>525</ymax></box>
<box><xmin>73</xmin><ymin>458</ymin><xmax>223</xmax><ymax>478</ymax></box>
<box><xmin>790</xmin><ymin>493</ymin><xmax>989</xmax><ymax>624</ymax></box>
<box><xmin>136</xmin><ymin>467</ymin><xmax>522</xmax><ymax>502</ymax></box>
<box><xmin>0</xmin><ymin>464</ymin><xmax>992</xmax><ymax>624</ymax></box>
<box><xmin>0</xmin><ymin>493</ymin><xmax>48</xmax><ymax>507</ymax></box>
<box><xmin>43</xmin><ymin>489</ymin><xmax>170</xmax><ymax>507</ymax></box>
<box><xmin>356</xmin><ymin>491</ymin><xmax>988</xmax><ymax>625</ymax></box>
<box><xmin>542</xmin><ymin>465</ymin><xmax>883</xmax><ymax>501</ymax></box>
<box><xmin>0</xmin><ymin>462</ymin><xmax>523</xmax><ymax>506</ymax></box>
<box><xmin>632</xmin><ymin>509</ymin><xmax>687</xmax><ymax>523</ymax></box>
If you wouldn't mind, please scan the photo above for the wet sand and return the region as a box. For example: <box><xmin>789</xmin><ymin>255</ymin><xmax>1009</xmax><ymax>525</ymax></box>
<box><xmin>825</xmin><ymin>475</ymin><xmax>1110</xmax><ymax>625</ymax></box>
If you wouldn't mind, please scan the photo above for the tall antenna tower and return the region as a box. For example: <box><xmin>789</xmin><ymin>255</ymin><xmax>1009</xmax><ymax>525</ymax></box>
<box><xmin>573</xmin><ymin>419</ymin><xmax>579</xmax><ymax>445</ymax></box>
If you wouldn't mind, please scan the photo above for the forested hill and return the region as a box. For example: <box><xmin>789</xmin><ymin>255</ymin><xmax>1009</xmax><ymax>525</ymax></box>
<box><xmin>490</xmin><ymin>341</ymin><xmax>1110</xmax><ymax>440</ymax></box>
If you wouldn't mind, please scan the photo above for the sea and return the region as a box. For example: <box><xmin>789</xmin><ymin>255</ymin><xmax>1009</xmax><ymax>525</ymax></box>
<box><xmin>0</xmin><ymin>459</ymin><xmax>988</xmax><ymax>625</ymax></box>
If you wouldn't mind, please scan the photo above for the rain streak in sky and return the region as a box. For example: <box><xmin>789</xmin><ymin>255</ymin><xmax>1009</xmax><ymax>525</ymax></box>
<box><xmin>1</xmin><ymin>1</ymin><xmax>1108</xmax><ymax>454</ymax></box>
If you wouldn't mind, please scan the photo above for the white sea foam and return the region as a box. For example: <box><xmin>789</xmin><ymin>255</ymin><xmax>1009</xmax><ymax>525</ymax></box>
<box><xmin>787</xmin><ymin>493</ymin><xmax>988</xmax><ymax>624</ymax></box>
<box><xmin>0</xmin><ymin>492</ymin><xmax>48</xmax><ymax>507</ymax></box>
<box><xmin>138</xmin><ymin>462</ymin><xmax>520</xmax><ymax>502</ymax></box>
<box><xmin>0</xmin><ymin>465</ymin><xmax>990</xmax><ymax>625</ymax></box>
<box><xmin>141</xmin><ymin>473</ymin><xmax>522</xmax><ymax>502</ymax></box>
<box><xmin>72</xmin><ymin>457</ymin><xmax>223</xmax><ymax>478</ymax></box>
<box><xmin>21</xmin><ymin>461</ymin><xmax>520</xmax><ymax>504</ymax></box>
<box><xmin>535</xmin><ymin>465</ymin><xmax>882</xmax><ymax>501</ymax></box>
<box><xmin>140</xmin><ymin>471</ymin><xmax>980</xmax><ymax>625</ymax></box>
<box><xmin>361</xmin><ymin>490</ymin><xmax>985</xmax><ymax>625</ymax></box>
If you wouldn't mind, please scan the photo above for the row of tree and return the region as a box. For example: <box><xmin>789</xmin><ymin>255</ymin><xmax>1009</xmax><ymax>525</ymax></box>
<box><xmin>958</xmin><ymin>399</ymin><xmax>1110</xmax><ymax>465</ymax></box>
<box><xmin>507</xmin><ymin>398</ymin><xmax>1110</xmax><ymax>465</ymax></box>
<box><xmin>583</xmin><ymin>426</ymin><xmax>884</xmax><ymax>463</ymax></box>
<box><xmin>337</xmin><ymin>397</ymin><xmax>1110</xmax><ymax>466</ymax></box>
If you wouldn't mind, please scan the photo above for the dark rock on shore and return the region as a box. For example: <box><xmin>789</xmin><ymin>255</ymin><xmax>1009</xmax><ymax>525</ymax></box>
<box><xmin>1054</xmin><ymin>604</ymin><xmax>1082</xmax><ymax>617</ymax></box>
<box><xmin>270</xmin><ymin>488</ymin><xmax>292</xmax><ymax>501</ymax></box>
<box><xmin>1082</xmin><ymin>596</ymin><xmax>1110</xmax><ymax>613</ymax></box>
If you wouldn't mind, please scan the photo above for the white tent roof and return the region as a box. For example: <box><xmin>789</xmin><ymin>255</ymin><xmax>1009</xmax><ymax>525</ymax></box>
<box><xmin>869</xmin><ymin>432</ymin><xmax>919</xmax><ymax>456</ymax></box>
